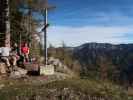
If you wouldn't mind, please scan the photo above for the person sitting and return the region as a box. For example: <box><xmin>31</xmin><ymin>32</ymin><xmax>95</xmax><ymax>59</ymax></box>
<box><xmin>21</xmin><ymin>43</ymin><xmax>30</xmax><ymax>63</ymax></box>
<box><xmin>11</xmin><ymin>43</ymin><xmax>20</xmax><ymax>59</ymax></box>
<box><xmin>0</xmin><ymin>46</ymin><xmax>11</xmax><ymax>72</ymax></box>
<box><xmin>10</xmin><ymin>43</ymin><xmax>20</xmax><ymax>70</ymax></box>
<box><xmin>0</xmin><ymin>44</ymin><xmax>19</xmax><ymax>72</ymax></box>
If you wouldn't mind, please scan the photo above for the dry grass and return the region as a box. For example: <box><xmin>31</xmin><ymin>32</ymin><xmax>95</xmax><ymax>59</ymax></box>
<box><xmin>0</xmin><ymin>78</ymin><xmax>131</xmax><ymax>100</ymax></box>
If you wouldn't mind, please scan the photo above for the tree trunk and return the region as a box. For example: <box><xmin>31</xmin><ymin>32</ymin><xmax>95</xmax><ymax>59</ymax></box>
<box><xmin>5</xmin><ymin>0</ymin><xmax>10</xmax><ymax>47</ymax></box>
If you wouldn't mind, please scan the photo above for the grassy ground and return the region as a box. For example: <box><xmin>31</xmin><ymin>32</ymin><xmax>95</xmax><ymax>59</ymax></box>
<box><xmin>0</xmin><ymin>78</ymin><xmax>132</xmax><ymax>100</ymax></box>
<box><xmin>46</xmin><ymin>79</ymin><xmax>129</xmax><ymax>100</ymax></box>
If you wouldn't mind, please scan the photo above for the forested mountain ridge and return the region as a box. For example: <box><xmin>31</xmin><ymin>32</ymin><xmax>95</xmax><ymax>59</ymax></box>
<box><xmin>73</xmin><ymin>43</ymin><xmax>133</xmax><ymax>84</ymax></box>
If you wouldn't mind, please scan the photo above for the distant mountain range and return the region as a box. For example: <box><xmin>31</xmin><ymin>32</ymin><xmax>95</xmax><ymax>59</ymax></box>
<box><xmin>73</xmin><ymin>43</ymin><xmax>133</xmax><ymax>84</ymax></box>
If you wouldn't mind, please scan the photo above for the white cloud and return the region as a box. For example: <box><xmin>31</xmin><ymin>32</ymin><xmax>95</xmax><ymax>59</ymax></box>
<box><xmin>41</xmin><ymin>25</ymin><xmax>133</xmax><ymax>47</ymax></box>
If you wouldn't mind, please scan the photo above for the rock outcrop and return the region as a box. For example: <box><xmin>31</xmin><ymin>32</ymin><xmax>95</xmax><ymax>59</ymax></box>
<box><xmin>0</xmin><ymin>63</ymin><xmax>7</xmax><ymax>74</ymax></box>
<box><xmin>48</xmin><ymin>57</ymin><xmax>75</xmax><ymax>77</ymax></box>
<box><xmin>9</xmin><ymin>67</ymin><xmax>27</xmax><ymax>79</ymax></box>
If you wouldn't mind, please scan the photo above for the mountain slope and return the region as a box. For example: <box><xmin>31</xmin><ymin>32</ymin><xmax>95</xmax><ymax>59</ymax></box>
<box><xmin>73</xmin><ymin>43</ymin><xmax>133</xmax><ymax>84</ymax></box>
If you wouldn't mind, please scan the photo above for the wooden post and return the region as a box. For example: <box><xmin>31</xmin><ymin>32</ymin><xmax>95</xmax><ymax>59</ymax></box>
<box><xmin>19</xmin><ymin>32</ymin><xmax>22</xmax><ymax>55</ymax></box>
<box><xmin>44</xmin><ymin>8</ymin><xmax>48</xmax><ymax>65</ymax></box>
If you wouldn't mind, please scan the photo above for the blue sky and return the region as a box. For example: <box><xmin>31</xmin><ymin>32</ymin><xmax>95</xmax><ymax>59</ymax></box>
<box><xmin>38</xmin><ymin>0</ymin><xmax>133</xmax><ymax>47</ymax></box>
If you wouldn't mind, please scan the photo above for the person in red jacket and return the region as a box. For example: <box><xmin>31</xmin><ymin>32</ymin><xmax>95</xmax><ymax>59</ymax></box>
<box><xmin>21</xmin><ymin>43</ymin><xmax>29</xmax><ymax>62</ymax></box>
